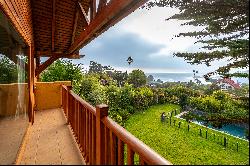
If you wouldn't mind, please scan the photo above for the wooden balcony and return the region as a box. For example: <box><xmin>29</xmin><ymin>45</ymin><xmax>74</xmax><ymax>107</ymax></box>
<box><xmin>0</xmin><ymin>83</ymin><xmax>171</xmax><ymax>165</ymax></box>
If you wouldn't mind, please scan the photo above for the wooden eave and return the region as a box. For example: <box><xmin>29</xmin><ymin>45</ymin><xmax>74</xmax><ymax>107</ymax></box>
<box><xmin>0</xmin><ymin>0</ymin><xmax>148</xmax><ymax>75</ymax></box>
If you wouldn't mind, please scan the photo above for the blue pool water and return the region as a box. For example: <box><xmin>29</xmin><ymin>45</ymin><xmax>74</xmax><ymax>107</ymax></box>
<box><xmin>193</xmin><ymin>120</ymin><xmax>248</xmax><ymax>140</ymax></box>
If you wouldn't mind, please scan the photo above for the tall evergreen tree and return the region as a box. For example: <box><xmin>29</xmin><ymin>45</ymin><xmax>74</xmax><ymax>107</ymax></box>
<box><xmin>146</xmin><ymin>0</ymin><xmax>249</xmax><ymax>79</ymax></box>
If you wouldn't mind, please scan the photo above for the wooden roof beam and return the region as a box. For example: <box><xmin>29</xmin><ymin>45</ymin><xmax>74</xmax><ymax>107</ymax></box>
<box><xmin>52</xmin><ymin>0</ymin><xmax>56</xmax><ymax>51</ymax></box>
<box><xmin>35</xmin><ymin>54</ymin><xmax>60</xmax><ymax>76</ymax></box>
<box><xmin>97</xmin><ymin>0</ymin><xmax>107</xmax><ymax>12</ymax></box>
<box><xmin>35</xmin><ymin>52</ymin><xmax>81</xmax><ymax>76</ymax></box>
<box><xmin>78</xmin><ymin>1</ymin><xmax>90</xmax><ymax>25</ymax></box>
<box><xmin>90</xmin><ymin>0</ymin><xmax>96</xmax><ymax>21</ymax></box>
<box><xmin>71</xmin><ymin>9</ymin><xmax>79</xmax><ymax>44</ymax></box>
<box><xmin>67</xmin><ymin>0</ymin><xmax>148</xmax><ymax>54</ymax></box>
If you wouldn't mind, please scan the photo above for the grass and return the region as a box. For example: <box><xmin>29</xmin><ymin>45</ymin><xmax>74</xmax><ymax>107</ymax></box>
<box><xmin>125</xmin><ymin>103</ymin><xmax>249</xmax><ymax>165</ymax></box>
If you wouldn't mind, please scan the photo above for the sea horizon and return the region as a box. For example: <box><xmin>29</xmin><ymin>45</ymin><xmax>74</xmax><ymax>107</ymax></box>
<box><xmin>145</xmin><ymin>72</ymin><xmax>249</xmax><ymax>84</ymax></box>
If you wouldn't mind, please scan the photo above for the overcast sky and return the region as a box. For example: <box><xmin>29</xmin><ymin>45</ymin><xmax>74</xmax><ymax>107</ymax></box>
<box><xmin>73</xmin><ymin>5</ymin><xmax>247</xmax><ymax>78</ymax></box>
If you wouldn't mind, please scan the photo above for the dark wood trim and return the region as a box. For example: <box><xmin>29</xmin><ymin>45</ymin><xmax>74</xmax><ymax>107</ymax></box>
<box><xmin>97</xmin><ymin>0</ymin><xmax>107</xmax><ymax>12</ymax></box>
<box><xmin>35</xmin><ymin>54</ymin><xmax>61</xmax><ymax>76</ymax></box>
<box><xmin>52</xmin><ymin>0</ymin><xmax>56</xmax><ymax>51</ymax></box>
<box><xmin>71</xmin><ymin>8</ymin><xmax>79</xmax><ymax>44</ymax></box>
<box><xmin>28</xmin><ymin>44</ymin><xmax>35</xmax><ymax>124</ymax></box>
<box><xmin>35</xmin><ymin>52</ymin><xmax>81</xmax><ymax>76</ymax></box>
<box><xmin>78</xmin><ymin>1</ymin><xmax>89</xmax><ymax>25</ymax></box>
<box><xmin>67</xmin><ymin>0</ymin><xmax>148</xmax><ymax>54</ymax></box>
<box><xmin>90</xmin><ymin>0</ymin><xmax>96</xmax><ymax>21</ymax></box>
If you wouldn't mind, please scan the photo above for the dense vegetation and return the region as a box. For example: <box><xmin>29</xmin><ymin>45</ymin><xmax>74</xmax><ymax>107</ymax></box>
<box><xmin>0</xmin><ymin>56</ymin><xmax>25</xmax><ymax>83</ymax></box>
<box><xmin>1</xmin><ymin>56</ymin><xmax>249</xmax><ymax>164</ymax></box>
<box><xmin>39</xmin><ymin>60</ymin><xmax>249</xmax><ymax>133</ymax></box>
<box><xmin>126</xmin><ymin>104</ymin><xmax>249</xmax><ymax>165</ymax></box>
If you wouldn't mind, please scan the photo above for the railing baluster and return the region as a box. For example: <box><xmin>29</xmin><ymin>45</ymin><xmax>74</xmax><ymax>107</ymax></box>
<box><xmin>92</xmin><ymin>114</ymin><xmax>96</xmax><ymax>164</ymax></box>
<box><xmin>139</xmin><ymin>156</ymin><xmax>146</xmax><ymax>165</ymax></box>
<box><xmin>110</xmin><ymin>131</ymin><xmax>117</xmax><ymax>165</ymax></box>
<box><xmin>118</xmin><ymin>139</ymin><xmax>124</xmax><ymax>165</ymax></box>
<box><xmin>61</xmin><ymin>86</ymin><xmax>170</xmax><ymax>165</ymax></box>
<box><xmin>96</xmin><ymin>105</ymin><xmax>108</xmax><ymax>165</ymax></box>
<box><xmin>127</xmin><ymin>146</ymin><xmax>135</xmax><ymax>165</ymax></box>
<box><xmin>77</xmin><ymin>101</ymin><xmax>80</xmax><ymax>142</ymax></box>
<box><xmin>89</xmin><ymin>112</ymin><xmax>92</xmax><ymax>164</ymax></box>
<box><xmin>83</xmin><ymin>107</ymin><xmax>86</xmax><ymax>156</ymax></box>
<box><xmin>105</xmin><ymin>126</ymin><xmax>110</xmax><ymax>164</ymax></box>
<box><xmin>69</xmin><ymin>94</ymin><xmax>72</xmax><ymax>125</ymax></box>
<box><xmin>75</xmin><ymin>100</ymin><xmax>77</xmax><ymax>138</ymax></box>
<box><xmin>86</xmin><ymin>110</ymin><xmax>89</xmax><ymax>163</ymax></box>
<box><xmin>79</xmin><ymin>104</ymin><xmax>82</xmax><ymax>149</ymax></box>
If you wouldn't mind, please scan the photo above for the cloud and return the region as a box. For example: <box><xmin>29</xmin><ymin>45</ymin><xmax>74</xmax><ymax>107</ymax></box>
<box><xmin>75</xmin><ymin>29</ymin><xmax>198</xmax><ymax>73</ymax></box>
<box><xmin>73</xmin><ymin>5</ymin><xmax>247</xmax><ymax>78</ymax></box>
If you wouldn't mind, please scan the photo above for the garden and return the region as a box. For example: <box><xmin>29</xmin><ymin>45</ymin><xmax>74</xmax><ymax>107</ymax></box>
<box><xmin>125</xmin><ymin>104</ymin><xmax>249</xmax><ymax>165</ymax></box>
<box><xmin>1</xmin><ymin>57</ymin><xmax>249</xmax><ymax>164</ymax></box>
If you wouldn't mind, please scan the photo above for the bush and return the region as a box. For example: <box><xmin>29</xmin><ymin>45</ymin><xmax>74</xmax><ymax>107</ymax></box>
<box><xmin>188</xmin><ymin>90</ymin><xmax>249</xmax><ymax>126</ymax></box>
<box><xmin>40</xmin><ymin>59</ymin><xmax>84</xmax><ymax>93</ymax></box>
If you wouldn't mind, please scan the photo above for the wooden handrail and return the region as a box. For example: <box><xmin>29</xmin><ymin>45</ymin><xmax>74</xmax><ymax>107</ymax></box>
<box><xmin>102</xmin><ymin>117</ymin><xmax>171</xmax><ymax>165</ymax></box>
<box><xmin>69</xmin><ymin>90</ymin><xmax>96</xmax><ymax>115</ymax></box>
<box><xmin>61</xmin><ymin>85</ymin><xmax>171</xmax><ymax>165</ymax></box>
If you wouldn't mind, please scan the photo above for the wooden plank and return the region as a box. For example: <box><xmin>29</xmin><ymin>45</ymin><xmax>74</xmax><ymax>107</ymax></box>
<box><xmin>52</xmin><ymin>0</ymin><xmax>56</xmax><ymax>51</ymax></box>
<box><xmin>67</xmin><ymin>0</ymin><xmax>148</xmax><ymax>54</ymax></box>
<box><xmin>78</xmin><ymin>1</ymin><xmax>90</xmax><ymax>25</ymax></box>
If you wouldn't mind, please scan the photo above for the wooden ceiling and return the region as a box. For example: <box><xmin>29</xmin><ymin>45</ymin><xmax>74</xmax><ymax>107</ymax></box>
<box><xmin>33</xmin><ymin>0</ymin><xmax>91</xmax><ymax>57</ymax></box>
<box><xmin>0</xmin><ymin>0</ymin><xmax>148</xmax><ymax>75</ymax></box>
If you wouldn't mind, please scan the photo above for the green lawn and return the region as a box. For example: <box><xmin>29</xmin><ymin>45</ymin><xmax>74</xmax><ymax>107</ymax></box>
<box><xmin>125</xmin><ymin>103</ymin><xmax>249</xmax><ymax>165</ymax></box>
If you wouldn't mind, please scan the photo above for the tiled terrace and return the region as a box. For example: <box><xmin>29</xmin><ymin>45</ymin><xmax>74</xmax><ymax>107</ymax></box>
<box><xmin>19</xmin><ymin>109</ymin><xmax>85</xmax><ymax>165</ymax></box>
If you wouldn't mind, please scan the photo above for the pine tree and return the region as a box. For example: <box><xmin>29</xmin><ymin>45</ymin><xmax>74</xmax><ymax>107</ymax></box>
<box><xmin>146</xmin><ymin>0</ymin><xmax>249</xmax><ymax>78</ymax></box>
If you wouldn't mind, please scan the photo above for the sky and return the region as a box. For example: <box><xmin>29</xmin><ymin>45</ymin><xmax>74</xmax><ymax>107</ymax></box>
<box><xmin>73</xmin><ymin>5</ymin><xmax>234</xmax><ymax>76</ymax></box>
<box><xmin>57</xmin><ymin>4</ymin><xmax>247</xmax><ymax>83</ymax></box>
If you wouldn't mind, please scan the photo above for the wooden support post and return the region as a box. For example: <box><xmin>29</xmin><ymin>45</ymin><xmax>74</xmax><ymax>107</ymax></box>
<box><xmin>35</xmin><ymin>56</ymin><xmax>40</xmax><ymax>81</ymax></box>
<box><xmin>28</xmin><ymin>45</ymin><xmax>35</xmax><ymax>124</ymax></box>
<box><xmin>206</xmin><ymin>130</ymin><xmax>208</xmax><ymax>139</ymax></box>
<box><xmin>188</xmin><ymin>124</ymin><xmax>190</xmax><ymax>131</ymax></box>
<box><xmin>200</xmin><ymin>129</ymin><xmax>202</xmax><ymax>137</ymax></box>
<box><xmin>96</xmin><ymin>104</ymin><xmax>109</xmax><ymax>165</ymax></box>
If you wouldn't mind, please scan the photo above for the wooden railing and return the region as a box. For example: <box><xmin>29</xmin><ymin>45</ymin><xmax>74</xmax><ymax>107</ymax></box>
<box><xmin>62</xmin><ymin>85</ymin><xmax>171</xmax><ymax>165</ymax></box>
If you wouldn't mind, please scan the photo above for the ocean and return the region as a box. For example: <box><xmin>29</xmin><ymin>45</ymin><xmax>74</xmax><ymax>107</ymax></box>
<box><xmin>146</xmin><ymin>73</ymin><xmax>194</xmax><ymax>83</ymax></box>
<box><xmin>145</xmin><ymin>73</ymin><xmax>249</xmax><ymax>84</ymax></box>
